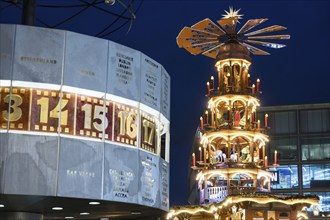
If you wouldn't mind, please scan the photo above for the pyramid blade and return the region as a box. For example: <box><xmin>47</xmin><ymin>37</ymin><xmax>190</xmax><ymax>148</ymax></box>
<box><xmin>192</xmin><ymin>18</ymin><xmax>226</xmax><ymax>36</ymax></box>
<box><xmin>245</xmin><ymin>25</ymin><xmax>287</xmax><ymax>36</ymax></box>
<box><xmin>237</xmin><ymin>18</ymin><xmax>268</xmax><ymax>34</ymax></box>
<box><xmin>191</xmin><ymin>40</ymin><xmax>220</xmax><ymax>47</ymax></box>
<box><xmin>183</xmin><ymin>41</ymin><xmax>222</xmax><ymax>55</ymax></box>
<box><xmin>217</xmin><ymin>17</ymin><xmax>238</xmax><ymax>34</ymax></box>
<box><xmin>177</xmin><ymin>27</ymin><xmax>218</xmax><ymax>48</ymax></box>
<box><xmin>248</xmin><ymin>34</ymin><xmax>290</xmax><ymax>40</ymax></box>
<box><xmin>202</xmin><ymin>44</ymin><xmax>223</xmax><ymax>59</ymax></box>
<box><xmin>242</xmin><ymin>43</ymin><xmax>270</xmax><ymax>55</ymax></box>
<box><xmin>245</xmin><ymin>40</ymin><xmax>286</xmax><ymax>49</ymax></box>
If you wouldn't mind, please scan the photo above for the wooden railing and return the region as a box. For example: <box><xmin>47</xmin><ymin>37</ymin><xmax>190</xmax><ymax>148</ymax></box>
<box><xmin>229</xmin><ymin>186</ymin><xmax>256</xmax><ymax>195</ymax></box>
<box><xmin>200</xmin><ymin>186</ymin><xmax>255</xmax><ymax>204</ymax></box>
<box><xmin>208</xmin><ymin>186</ymin><xmax>228</xmax><ymax>202</ymax></box>
<box><xmin>200</xmin><ymin>186</ymin><xmax>228</xmax><ymax>204</ymax></box>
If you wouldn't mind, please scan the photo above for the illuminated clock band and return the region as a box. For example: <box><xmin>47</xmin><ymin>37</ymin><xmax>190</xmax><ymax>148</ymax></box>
<box><xmin>0</xmin><ymin>82</ymin><xmax>163</xmax><ymax>154</ymax></box>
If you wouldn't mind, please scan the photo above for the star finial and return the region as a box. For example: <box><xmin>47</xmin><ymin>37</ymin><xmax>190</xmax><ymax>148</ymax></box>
<box><xmin>222</xmin><ymin>6</ymin><xmax>243</xmax><ymax>20</ymax></box>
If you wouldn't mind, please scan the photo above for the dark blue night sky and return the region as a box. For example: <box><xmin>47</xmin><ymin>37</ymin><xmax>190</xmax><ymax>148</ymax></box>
<box><xmin>1</xmin><ymin>0</ymin><xmax>329</xmax><ymax>205</ymax></box>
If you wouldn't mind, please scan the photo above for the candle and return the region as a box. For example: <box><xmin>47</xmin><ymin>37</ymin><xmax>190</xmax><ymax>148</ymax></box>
<box><xmin>247</xmin><ymin>73</ymin><xmax>251</xmax><ymax>87</ymax></box>
<box><xmin>192</xmin><ymin>153</ymin><xmax>196</xmax><ymax>167</ymax></box>
<box><xmin>274</xmin><ymin>150</ymin><xmax>278</xmax><ymax>165</ymax></box>
<box><xmin>252</xmin><ymin>84</ymin><xmax>255</xmax><ymax>94</ymax></box>
<box><xmin>210</xmin><ymin>76</ymin><xmax>214</xmax><ymax>90</ymax></box>
<box><xmin>245</xmin><ymin>108</ymin><xmax>249</xmax><ymax>129</ymax></box>
<box><xmin>264</xmin><ymin>156</ymin><xmax>268</xmax><ymax>167</ymax></box>
<box><xmin>205</xmin><ymin>111</ymin><xmax>209</xmax><ymax>124</ymax></box>
<box><xmin>200</xmin><ymin>116</ymin><xmax>203</xmax><ymax>130</ymax></box>
<box><xmin>199</xmin><ymin>147</ymin><xmax>202</xmax><ymax>161</ymax></box>
<box><xmin>265</xmin><ymin>114</ymin><xmax>268</xmax><ymax>127</ymax></box>
<box><xmin>262</xmin><ymin>145</ymin><xmax>265</xmax><ymax>161</ymax></box>
<box><xmin>227</xmin><ymin>73</ymin><xmax>231</xmax><ymax>86</ymax></box>
<box><xmin>206</xmin><ymin>82</ymin><xmax>210</xmax><ymax>95</ymax></box>
<box><xmin>256</xmin><ymin>78</ymin><xmax>260</xmax><ymax>92</ymax></box>
<box><xmin>257</xmin><ymin>120</ymin><xmax>260</xmax><ymax>130</ymax></box>
<box><xmin>251</xmin><ymin>110</ymin><xmax>255</xmax><ymax>124</ymax></box>
<box><xmin>218</xmin><ymin>71</ymin><xmax>221</xmax><ymax>92</ymax></box>
<box><xmin>211</xmin><ymin>109</ymin><xmax>214</xmax><ymax>126</ymax></box>
<box><xmin>227</xmin><ymin>107</ymin><xmax>231</xmax><ymax>122</ymax></box>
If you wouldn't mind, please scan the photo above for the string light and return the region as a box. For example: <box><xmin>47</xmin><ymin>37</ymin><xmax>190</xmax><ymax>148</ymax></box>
<box><xmin>167</xmin><ymin>196</ymin><xmax>318</xmax><ymax>219</ymax></box>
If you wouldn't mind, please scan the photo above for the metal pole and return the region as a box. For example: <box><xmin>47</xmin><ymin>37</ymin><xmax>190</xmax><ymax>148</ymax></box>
<box><xmin>22</xmin><ymin>0</ymin><xmax>36</xmax><ymax>25</ymax></box>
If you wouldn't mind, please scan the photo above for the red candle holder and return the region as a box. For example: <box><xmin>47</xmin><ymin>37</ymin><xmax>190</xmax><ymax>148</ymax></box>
<box><xmin>256</xmin><ymin>78</ymin><xmax>260</xmax><ymax>92</ymax></box>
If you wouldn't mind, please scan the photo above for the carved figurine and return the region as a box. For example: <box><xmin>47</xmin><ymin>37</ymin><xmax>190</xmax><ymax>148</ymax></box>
<box><xmin>223</xmin><ymin>73</ymin><xmax>229</xmax><ymax>92</ymax></box>
<box><xmin>216</xmin><ymin>106</ymin><xmax>228</xmax><ymax>128</ymax></box>
<box><xmin>240</xmin><ymin>146</ymin><xmax>251</xmax><ymax>163</ymax></box>
<box><xmin>233</xmin><ymin>65</ymin><xmax>241</xmax><ymax>92</ymax></box>
<box><xmin>234</xmin><ymin>109</ymin><xmax>241</xmax><ymax>127</ymax></box>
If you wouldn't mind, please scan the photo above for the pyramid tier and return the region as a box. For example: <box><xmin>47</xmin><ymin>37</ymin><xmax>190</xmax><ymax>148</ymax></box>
<box><xmin>195</xmin><ymin>167</ymin><xmax>273</xmax><ymax>203</ymax></box>
<box><xmin>205</xmin><ymin>94</ymin><xmax>260</xmax><ymax>130</ymax></box>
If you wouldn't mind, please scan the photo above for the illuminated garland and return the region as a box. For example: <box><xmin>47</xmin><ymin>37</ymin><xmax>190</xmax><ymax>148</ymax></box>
<box><xmin>167</xmin><ymin>194</ymin><xmax>319</xmax><ymax>219</ymax></box>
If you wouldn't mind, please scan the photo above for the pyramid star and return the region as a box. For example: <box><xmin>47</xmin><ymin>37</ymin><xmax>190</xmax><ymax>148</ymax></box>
<box><xmin>222</xmin><ymin>6</ymin><xmax>244</xmax><ymax>20</ymax></box>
